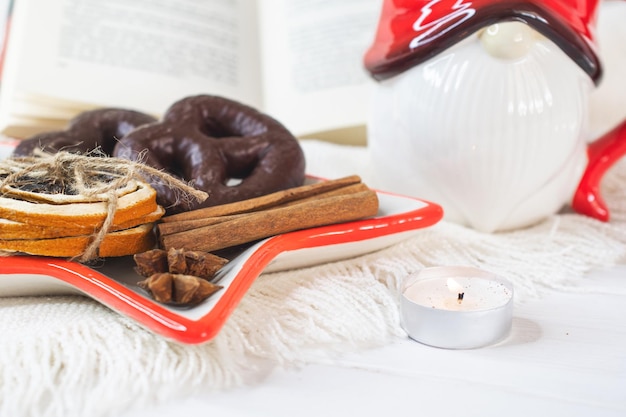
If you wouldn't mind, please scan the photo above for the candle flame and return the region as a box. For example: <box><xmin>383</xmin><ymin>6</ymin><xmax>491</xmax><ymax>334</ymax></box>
<box><xmin>447</xmin><ymin>278</ymin><xmax>465</xmax><ymax>304</ymax></box>
<box><xmin>446</xmin><ymin>278</ymin><xmax>464</xmax><ymax>294</ymax></box>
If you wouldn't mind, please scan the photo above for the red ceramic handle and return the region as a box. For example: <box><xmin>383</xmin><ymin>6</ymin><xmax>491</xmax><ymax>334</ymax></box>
<box><xmin>572</xmin><ymin>119</ymin><xmax>626</xmax><ymax>221</ymax></box>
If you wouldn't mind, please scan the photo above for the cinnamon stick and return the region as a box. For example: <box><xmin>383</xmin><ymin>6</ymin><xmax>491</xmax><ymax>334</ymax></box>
<box><xmin>157</xmin><ymin>182</ymin><xmax>370</xmax><ymax>237</ymax></box>
<box><xmin>160</xmin><ymin>189</ymin><xmax>379</xmax><ymax>253</ymax></box>
<box><xmin>157</xmin><ymin>212</ymin><xmax>247</xmax><ymax>236</ymax></box>
<box><xmin>160</xmin><ymin>175</ymin><xmax>363</xmax><ymax>223</ymax></box>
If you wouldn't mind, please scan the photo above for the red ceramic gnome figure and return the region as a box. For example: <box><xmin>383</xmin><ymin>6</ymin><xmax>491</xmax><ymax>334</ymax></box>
<box><xmin>364</xmin><ymin>0</ymin><xmax>626</xmax><ymax>232</ymax></box>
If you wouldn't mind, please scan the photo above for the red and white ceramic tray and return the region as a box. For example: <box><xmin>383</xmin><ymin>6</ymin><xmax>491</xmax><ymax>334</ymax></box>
<box><xmin>0</xmin><ymin>141</ymin><xmax>443</xmax><ymax>344</ymax></box>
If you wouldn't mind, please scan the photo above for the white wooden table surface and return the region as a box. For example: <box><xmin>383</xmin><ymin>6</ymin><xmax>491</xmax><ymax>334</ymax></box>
<box><xmin>119</xmin><ymin>260</ymin><xmax>626</xmax><ymax>417</ymax></box>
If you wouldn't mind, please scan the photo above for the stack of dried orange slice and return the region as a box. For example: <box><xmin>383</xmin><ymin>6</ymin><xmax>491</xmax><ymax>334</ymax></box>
<box><xmin>0</xmin><ymin>162</ymin><xmax>164</xmax><ymax>259</ymax></box>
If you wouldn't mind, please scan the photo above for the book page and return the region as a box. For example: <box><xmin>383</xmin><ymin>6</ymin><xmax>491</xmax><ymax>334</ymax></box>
<box><xmin>1</xmin><ymin>0</ymin><xmax>262</xmax><ymax>122</ymax></box>
<box><xmin>257</xmin><ymin>0</ymin><xmax>381</xmax><ymax>144</ymax></box>
<box><xmin>0</xmin><ymin>0</ymin><xmax>12</xmax><ymax>80</ymax></box>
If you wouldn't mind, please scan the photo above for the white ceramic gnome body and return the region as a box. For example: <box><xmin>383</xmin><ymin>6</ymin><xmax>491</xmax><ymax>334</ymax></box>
<box><xmin>367</xmin><ymin>23</ymin><xmax>592</xmax><ymax>232</ymax></box>
<box><xmin>363</xmin><ymin>0</ymin><xmax>614</xmax><ymax>233</ymax></box>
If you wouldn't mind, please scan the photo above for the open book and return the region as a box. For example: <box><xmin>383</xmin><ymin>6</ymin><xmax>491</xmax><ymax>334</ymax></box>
<box><xmin>0</xmin><ymin>0</ymin><xmax>382</xmax><ymax>145</ymax></box>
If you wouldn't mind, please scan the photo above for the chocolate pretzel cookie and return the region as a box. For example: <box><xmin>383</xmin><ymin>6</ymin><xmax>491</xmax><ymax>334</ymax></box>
<box><xmin>114</xmin><ymin>95</ymin><xmax>306</xmax><ymax>213</ymax></box>
<box><xmin>12</xmin><ymin>108</ymin><xmax>157</xmax><ymax>157</ymax></box>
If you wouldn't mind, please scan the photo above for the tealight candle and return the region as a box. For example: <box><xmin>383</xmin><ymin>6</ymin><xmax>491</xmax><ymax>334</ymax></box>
<box><xmin>400</xmin><ymin>266</ymin><xmax>514</xmax><ymax>349</ymax></box>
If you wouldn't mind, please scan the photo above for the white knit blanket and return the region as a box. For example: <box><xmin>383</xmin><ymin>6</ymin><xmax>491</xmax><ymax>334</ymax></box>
<box><xmin>2</xmin><ymin>139</ymin><xmax>626</xmax><ymax>417</ymax></box>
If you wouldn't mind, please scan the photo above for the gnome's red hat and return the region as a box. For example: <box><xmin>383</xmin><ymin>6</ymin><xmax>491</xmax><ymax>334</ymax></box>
<box><xmin>364</xmin><ymin>0</ymin><xmax>602</xmax><ymax>84</ymax></box>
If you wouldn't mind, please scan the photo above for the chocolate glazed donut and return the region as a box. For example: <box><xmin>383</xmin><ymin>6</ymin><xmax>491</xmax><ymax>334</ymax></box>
<box><xmin>113</xmin><ymin>95</ymin><xmax>306</xmax><ymax>213</ymax></box>
<box><xmin>12</xmin><ymin>109</ymin><xmax>157</xmax><ymax>157</ymax></box>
